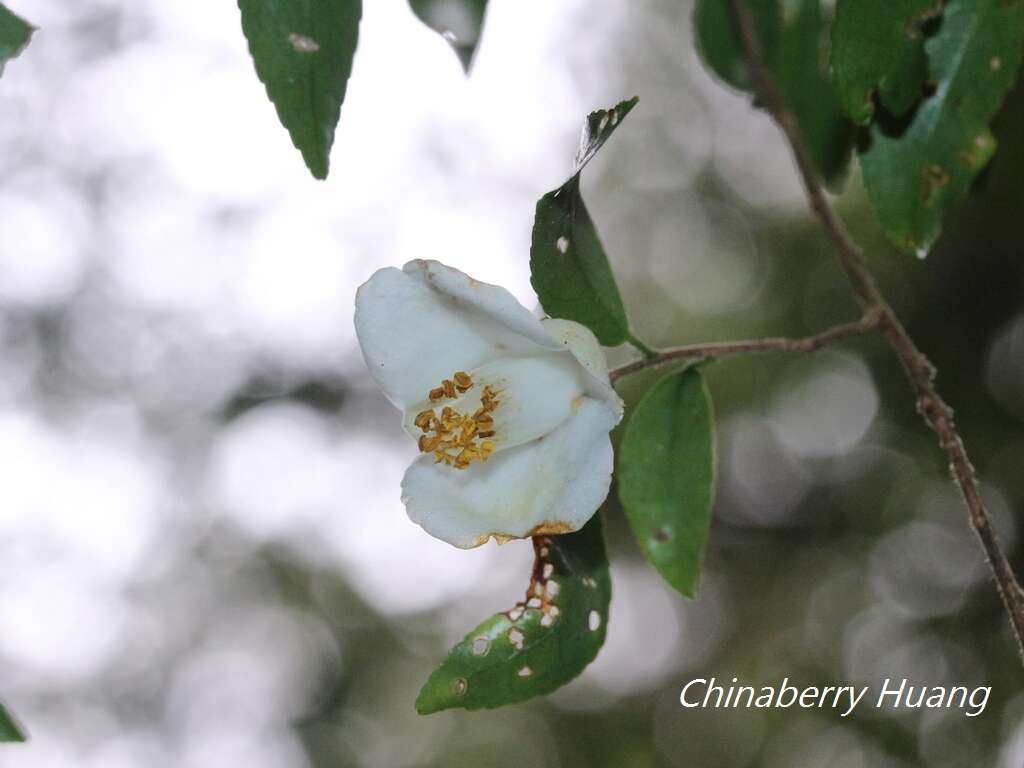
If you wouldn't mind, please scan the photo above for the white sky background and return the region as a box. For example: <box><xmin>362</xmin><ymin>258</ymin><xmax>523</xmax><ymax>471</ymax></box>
<box><xmin>0</xmin><ymin>0</ymin><xmax>932</xmax><ymax>765</ymax></box>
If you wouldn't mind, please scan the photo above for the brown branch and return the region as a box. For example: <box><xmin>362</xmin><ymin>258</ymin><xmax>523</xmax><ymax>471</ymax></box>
<box><xmin>609</xmin><ymin>314</ymin><xmax>879</xmax><ymax>384</ymax></box>
<box><xmin>730</xmin><ymin>0</ymin><xmax>1024</xmax><ymax>659</ymax></box>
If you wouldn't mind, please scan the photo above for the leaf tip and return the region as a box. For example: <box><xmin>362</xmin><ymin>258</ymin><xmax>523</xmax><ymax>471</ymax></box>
<box><xmin>671</xmin><ymin>574</ymin><xmax>700</xmax><ymax>600</ymax></box>
<box><xmin>414</xmin><ymin>672</ymin><xmax>460</xmax><ymax>715</ymax></box>
<box><xmin>303</xmin><ymin>150</ymin><xmax>330</xmax><ymax>180</ymax></box>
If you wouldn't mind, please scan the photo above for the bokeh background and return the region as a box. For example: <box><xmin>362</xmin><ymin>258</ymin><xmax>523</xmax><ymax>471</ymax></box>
<box><xmin>1</xmin><ymin>0</ymin><xmax>1023</xmax><ymax>765</ymax></box>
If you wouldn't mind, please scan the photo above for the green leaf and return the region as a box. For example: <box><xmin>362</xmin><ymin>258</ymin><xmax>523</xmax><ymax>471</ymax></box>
<box><xmin>859</xmin><ymin>0</ymin><xmax>1024</xmax><ymax>255</ymax></box>
<box><xmin>409</xmin><ymin>0</ymin><xmax>488</xmax><ymax>73</ymax></box>
<box><xmin>0</xmin><ymin>701</ymin><xmax>26</xmax><ymax>743</ymax></box>
<box><xmin>416</xmin><ymin>516</ymin><xmax>611</xmax><ymax>713</ymax></box>
<box><xmin>831</xmin><ymin>0</ymin><xmax>938</xmax><ymax>125</ymax></box>
<box><xmin>529</xmin><ymin>97</ymin><xmax>636</xmax><ymax>347</ymax></box>
<box><xmin>617</xmin><ymin>367</ymin><xmax>716</xmax><ymax>598</ymax></box>
<box><xmin>0</xmin><ymin>3</ymin><xmax>33</xmax><ymax>75</ymax></box>
<box><xmin>694</xmin><ymin>0</ymin><xmax>855</xmax><ymax>182</ymax></box>
<box><xmin>238</xmin><ymin>0</ymin><xmax>362</xmax><ymax>180</ymax></box>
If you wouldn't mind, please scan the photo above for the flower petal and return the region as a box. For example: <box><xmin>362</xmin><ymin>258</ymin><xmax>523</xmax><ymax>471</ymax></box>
<box><xmin>401</xmin><ymin>399</ymin><xmax>617</xmax><ymax>548</ymax></box>
<box><xmin>542</xmin><ymin>318</ymin><xmax>623</xmax><ymax>422</ymax></box>
<box><xmin>404</xmin><ymin>260</ymin><xmax>557</xmax><ymax>349</ymax></box>
<box><xmin>401</xmin><ymin>354</ymin><xmax>587</xmax><ymax>452</ymax></box>
<box><xmin>355</xmin><ymin>263</ymin><xmax>557</xmax><ymax>409</ymax></box>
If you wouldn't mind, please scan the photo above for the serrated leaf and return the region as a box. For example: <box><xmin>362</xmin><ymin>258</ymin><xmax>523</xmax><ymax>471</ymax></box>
<box><xmin>416</xmin><ymin>517</ymin><xmax>610</xmax><ymax>713</ymax></box>
<box><xmin>0</xmin><ymin>702</ymin><xmax>26</xmax><ymax>743</ymax></box>
<box><xmin>0</xmin><ymin>3</ymin><xmax>33</xmax><ymax>76</ymax></box>
<box><xmin>410</xmin><ymin>0</ymin><xmax>488</xmax><ymax>73</ymax></box>
<box><xmin>859</xmin><ymin>0</ymin><xmax>1024</xmax><ymax>255</ymax></box>
<box><xmin>238</xmin><ymin>0</ymin><xmax>361</xmax><ymax>180</ymax></box>
<box><xmin>617</xmin><ymin>367</ymin><xmax>715</xmax><ymax>598</ymax></box>
<box><xmin>694</xmin><ymin>0</ymin><xmax>854</xmax><ymax>182</ymax></box>
<box><xmin>529</xmin><ymin>98</ymin><xmax>636</xmax><ymax>347</ymax></box>
<box><xmin>831</xmin><ymin>0</ymin><xmax>938</xmax><ymax>125</ymax></box>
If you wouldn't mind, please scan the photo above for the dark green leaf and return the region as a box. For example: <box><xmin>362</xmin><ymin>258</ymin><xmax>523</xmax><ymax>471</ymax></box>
<box><xmin>694</xmin><ymin>0</ymin><xmax>854</xmax><ymax>182</ymax></box>
<box><xmin>831</xmin><ymin>0</ymin><xmax>938</xmax><ymax>125</ymax></box>
<box><xmin>0</xmin><ymin>3</ymin><xmax>33</xmax><ymax>76</ymax></box>
<box><xmin>859</xmin><ymin>0</ymin><xmax>1024</xmax><ymax>255</ymax></box>
<box><xmin>409</xmin><ymin>0</ymin><xmax>488</xmax><ymax>73</ymax></box>
<box><xmin>617</xmin><ymin>367</ymin><xmax>716</xmax><ymax>598</ymax></box>
<box><xmin>416</xmin><ymin>516</ymin><xmax>611</xmax><ymax>713</ymax></box>
<box><xmin>0</xmin><ymin>701</ymin><xmax>26</xmax><ymax>742</ymax></box>
<box><xmin>238</xmin><ymin>0</ymin><xmax>361</xmax><ymax>180</ymax></box>
<box><xmin>694</xmin><ymin>0</ymin><xmax>777</xmax><ymax>92</ymax></box>
<box><xmin>529</xmin><ymin>98</ymin><xmax>636</xmax><ymax>347</ymax></box>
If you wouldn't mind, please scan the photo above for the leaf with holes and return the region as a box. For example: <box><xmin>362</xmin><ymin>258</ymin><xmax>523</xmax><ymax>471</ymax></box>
<box><xmin>238</xmin><ymin>0</ymin><xmax>361</xmax><ymax>180</ymax></box>
<box><xmin>694</xmin><ymin>0</ymin><xmax>854</xmax><ymax>183</ymax></box>
<box><xmin>859</xmin><ymin>0</ymin><xmax>1024</xmax><ymax>255</ymax></box>
<box><xmin>0</xmin><ymin>3</ymin><xmax>33</xmax><ymax>77</ymax></box>
<box><xmin>530</xmin><ymin>97</ymin><xmax>636</xmax><ymax>347</ymax></box>
<box><xmin>617</xmin><ymin>367</ymin><xmax>715</xmax><ymax>598</ymax></box>
<box><xmin>416</xmin><ymin>516</ymin><xmax>610</xmax><ymax>713</ymax></box>
<box><xmin>831</xmin><ymin>0</ymin><xmax>938</xmax><ymax>125</ymax></box>
<box><xmin>409</xmin><ymin>0</ymin><xmax>488</xmax><ymax>73</ymax></box>
<box><xmin>0</xmin><ymin>702</ymin><xmax>25</xmax><ymax>743</ymax></box>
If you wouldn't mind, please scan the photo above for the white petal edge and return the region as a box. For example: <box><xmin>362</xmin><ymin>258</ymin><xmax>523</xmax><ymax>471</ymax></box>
<box><xmin>401</xmin><ymin>398</ymin><xmax>617</xmax><ymax>548</ymax></box>
<box><xmin>355</xmin><ymin>264</ymin><xmax>556</xmax><ymax>409</ymax></box>
<box><xmin>404</xmin><ymin>260</ymin><xmax>559</xmax><ymax>351</ymax></box>
<box><xmin>542</xmin><ymin>318</ymin><xmax>623</xmax><ymax>423</ymax></box>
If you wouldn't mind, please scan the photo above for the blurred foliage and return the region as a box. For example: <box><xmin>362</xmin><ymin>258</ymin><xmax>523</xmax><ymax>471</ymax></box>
<box><xmin>830</xmin><ymin>0</ymin><xmax>935</xmax><ymax>125</ymax></box>
<box><xmin>694</xmin><ymin>0</ymin><xmax>854</xmax><ymax>183</ymax></box>
<box><xmin>857</xmin><ymin>0</ymin><xmax>1024</xmax><ymax>255</ymax></box>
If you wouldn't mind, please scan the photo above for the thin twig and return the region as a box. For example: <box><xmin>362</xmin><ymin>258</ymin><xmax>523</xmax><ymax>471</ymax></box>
<box><xmin>609</xmin><ymin>314</ymin><xmax>878</xmax><ymax>383</ymax></box>
<box><xmin>730</xmin><ymin>0</ymin><xmax>1024</xmax><ymax>660</ymax></box>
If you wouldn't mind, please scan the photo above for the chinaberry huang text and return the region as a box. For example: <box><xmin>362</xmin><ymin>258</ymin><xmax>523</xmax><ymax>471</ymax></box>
<box><xmin>679</xmin><ymin>677</ymin><xmax>990</xmax><ymax>718</ymax></box>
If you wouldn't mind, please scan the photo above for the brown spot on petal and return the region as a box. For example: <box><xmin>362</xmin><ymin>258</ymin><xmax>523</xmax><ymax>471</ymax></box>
<box><xmin>528</xmin><ymin>521</ymin><xmax>576</xmax><ymax>537</ymax></box>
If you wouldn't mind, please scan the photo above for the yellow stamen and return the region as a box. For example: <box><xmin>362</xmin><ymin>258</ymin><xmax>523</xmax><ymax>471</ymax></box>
<box><xmin>414</xmin><ymin>410</ymin><xmax>434</xmax><ymax>430</ymax></box>
<box><xmin>417</xmin><ymin>372</ymin><xmax>501</xmax><ymax>469</ymax></box>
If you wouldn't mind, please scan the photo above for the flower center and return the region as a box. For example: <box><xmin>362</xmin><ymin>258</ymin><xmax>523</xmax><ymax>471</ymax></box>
<box><xmin>414</xmin><ymin>371</ymin><xmax>500</xmax><ymax>469</ymax></box>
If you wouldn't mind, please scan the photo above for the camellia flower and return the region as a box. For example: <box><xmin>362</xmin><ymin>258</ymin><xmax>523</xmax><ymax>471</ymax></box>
<box><xmin>354</xmin><ymin>259</ymin><xmax>623</xmax><ymax>548</ymax></box>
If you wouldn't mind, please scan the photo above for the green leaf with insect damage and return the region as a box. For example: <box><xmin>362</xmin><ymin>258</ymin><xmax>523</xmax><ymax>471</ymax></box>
<box><xmin>409</xmin><ymin>0</ymin><xmax>489</xmax><ymax>73</ymax></box>
<box><xmin>858</xmin><ymin>0</ymin><xmax>1024</xmax><ymax>255</ymax></box>
<box><xmin>831</xmin><ymin>0</ymin><xmax>939</xmax><ymax>125</ymax></box>
<box><xmin>694</xmin><ymin>0</ymin><xmax>854</xmax><ymax>183</ymax></box>
<box><xmin>238</xmin><ymin>0</ymin><xmax>361</xmax><ymax>180</ymax></box>
<box><xmin>618</xmin><ymin>367</ymin><xmax>716</xmax><ymax>598</ymax></box>
<box><xmin>0</xmin><ymin>3</ymin><xmax>33</xmax><ymax>76</ymax></box>
<box><xmin>530</xmin><ymin>97</ymin><xmax>636</xmax><ymax>347</ymax></box>
<box><xmin>0</xmin><ymin>701</ymin><xmax>26</xmax><ymax>742</ymax></box>
<box><xmin>416</xmin><ymin>515</ymin><xmax>610</xmax><ymax>713</ymax></box>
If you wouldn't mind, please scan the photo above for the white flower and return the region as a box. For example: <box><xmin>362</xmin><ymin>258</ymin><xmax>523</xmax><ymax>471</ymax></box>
<box><xmin>354</xmin><ymin>259</ymin><xmax>623</xmax><ymax>548</ymax></box>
